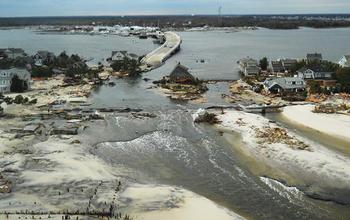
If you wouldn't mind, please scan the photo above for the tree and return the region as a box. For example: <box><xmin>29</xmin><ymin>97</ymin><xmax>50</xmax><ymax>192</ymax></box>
<box><xmin>110</xmin><ymin>57</ymin><xmax>141</xmax><ymax>78</ymax></box>
<box><xmin>259</xmin><ymin>57</ymin><xmax>268</xmax><ymax>71</ymax></box>
<box><xmin>10</xmin><ymin>75</ymin><xmax>27</xmax><ymax>93</ymax></box>
<box><xmin>308</xmin><ymin>81</ymin><xmax>322</xmax><ymax>94</ymax></box>
<box><xmin>335</xmin><ymin>67</ymin><xmax>350</xmax><ymax>93</ymax></box>
<box><xmin>31</xmin><ymin>66</ymin><xmax>53</xmax><ymax>78</ymax></box>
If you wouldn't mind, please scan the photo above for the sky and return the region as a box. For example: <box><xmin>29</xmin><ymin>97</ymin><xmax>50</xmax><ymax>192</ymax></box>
<box><xmin>0</xmin><ymin>0</ymin><xmax>350</xmax><ymax>17</ymax></box>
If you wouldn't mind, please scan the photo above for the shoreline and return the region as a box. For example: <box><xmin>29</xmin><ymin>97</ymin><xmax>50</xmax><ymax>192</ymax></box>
<box><xmin>281</xmin><ymin>104</ymin><xmax>350</xmax><ymax>142</ymax></box>
<box><xmin>210</xmin><ymin>109</ymin><xmax>350</xmax><ymax>205</ymax></box>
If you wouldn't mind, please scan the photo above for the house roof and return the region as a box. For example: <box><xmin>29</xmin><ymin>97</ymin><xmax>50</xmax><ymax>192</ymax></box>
<box><xmin>297</xmin><ymin>66</ymin><xmax>334</xmax><ymax>74</ymax></box>
<box><xmin>169</xmin><ymin>63</ymin><xmax>195</xmax><ymax>80</ymax></box>
<box><xmin>307</xmin><ymin>53</ymin><xmax>322</xmax><ymax>60</ymax></box>
<box><xmin>265</xmin><ymin>77</ymin><xmax>305</xmax><ymax>90</ymax></box>
<box><xmin>281</xmin><ymin>58</ymin><xmax>297</xmax><ymax>66</ymax></box>
<box><xmin>36</xmin><ymin>50</ymin><xmax>55</xmax><ymax>59</ymax></box>
<box><xmin>343</xmin><ymin>55</ymin><xmax>350</xmax><ymax>62</ymax></box>
<box><xmin>239</xmin><ymin>57</ymin><xmax>258</xmax><ymax>66</ymax></box>
<box><xmin>112</xmin><ymin>51</ymin><xmax>128</xmax><ymax>56</ymax></box>
<box><xmin>128</xmin><ymin>53</ymin><xmax>139</xmax><ymax>59</ymax></box>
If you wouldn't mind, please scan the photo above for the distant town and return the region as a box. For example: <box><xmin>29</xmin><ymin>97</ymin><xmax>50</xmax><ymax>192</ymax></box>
<box><xmin>1</xmin><ymin>14</ymin><xmax>350</xmax><ymax>30</ymax></box>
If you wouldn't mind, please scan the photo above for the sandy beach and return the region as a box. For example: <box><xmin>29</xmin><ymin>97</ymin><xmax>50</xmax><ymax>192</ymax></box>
<box><xmin>282</xmin><ymin>105</ymin><xmax>350</xmax><ymax>141</ymax></box>
<box><xmin>213</xmin><ymin>109</ymin><xmax>350</xmax><ymax>204</ymax></box>
<box><xmin>118</xmin><ymin>184</ymin><xmax>245</xmax><ymax>220</ymax></box>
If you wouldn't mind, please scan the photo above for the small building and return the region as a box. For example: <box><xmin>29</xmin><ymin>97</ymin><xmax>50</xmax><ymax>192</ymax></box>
<box><xmin>33</xmin><ymin>50</ymin><xmax>56</xmax><ymax>67</ymax></box>
<box><xmin>264</xmin><ymin>77</ymin><xmax>306</xmax><ymax>94</ymax></box>
<box><xmin>0</xmin><ymin>68</ymin><xmax>32</xmax><ymax>93</ymax></box>
<box><xmin>111</xmin><ymin>51</ymin><xmax>139</xmax><ymax>62</ymax></box>
<box><xmin>307</xmin><ymin>79</ymin><xmax>337</xmax><ymax>90</ymax></box>
<box><xmin>238</xmin><ymin>57</ymin><xmax>260</xmax><ymax>76</ymax></box>
<box><xmin>281</xmin><ymin>58</ymin><xmax>297</xmax><ymax>72</ymax></box>
<box><xmin>0</xmin><ymin>50</ymin><xmax>6</xmax><ymax>60</ymax></box>
<box><xmin>169</xmin><ymin>63</ymin><xmax>196</xmax><ymax>84</ymax></box>
<box><xmin>0</xmin><ymin>48</ymin><xmax>25</xmax><ymax>59</ymax></box>
<box><xmin>270</xmin><ymin>60</ymin><xmax>284</xmax><ymax>73</ymax></box>
<box><xmin>307</xmin><ymin>53</ymin><xmax>322</xmax><ymax>63</ymax></box>
<box><xmin>297</xmin><ymin>67</ymin><xmax>334</xmax><ymax>80</ymax></box>
<box><xmin>338</xmin><ymin>55</ymin><xmax>350</xmax><ymax>67</ymax></box>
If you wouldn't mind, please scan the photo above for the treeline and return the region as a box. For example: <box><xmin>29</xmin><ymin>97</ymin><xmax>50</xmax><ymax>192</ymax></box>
<box><xmin>1</xmin><ymin>15</ymin><xmax>350</xmax><ymax>29</ymax></box>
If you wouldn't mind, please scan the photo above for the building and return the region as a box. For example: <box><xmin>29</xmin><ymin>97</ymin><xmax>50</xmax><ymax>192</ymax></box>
<box><xmin>0</xmin><ymin>68</ymin><xmax>32</xmax><ymax>93</ymax></box>
<box><xmin>264</xmin><ymin>77</ymin><xmax>306</xmax><ymax>93</ymax></box>
<box><xmin>33</xmin><ymin>50</ymin><xmax>56</xmax><ymax>67</ymax></box>
<box><xmin>0</xmin><ymin>48</ymin><xmax>25</xmax><ymax>60</ymax></box>
<box><xmin>281</xmin><ymin>58</ymin><xmax>297</xmax><ymax>72</ymax></box>
<box><xmin>169</xmin><ymin>63</ymin><xmax>196</xmax><ymax>84</ymax></box>
<box><xmin>270</xmin><ymin>60</ymin><xmax>284</xmax><ymax>73</ymax></box>
<box><xmin>238</xmin><ymin>57</ymin><xmax>260</xmax><ymax>76</ymax></box>
<box><xmin>297</xmin><ymin>67</ymin><xmax>334</xmax><ymax>80</ymax></box>
<box><xmin>307</xmin><ymin>53</ymin><xmax>323</xmax><ymax>63</ymax></box>
<box><xmin>338</xmin><ymin>55</ymin><xmax>350</xmax><ymax>67</ymax></box>
<box><xmin>111</xmin><ymin>51</ymin><xmax>139</xmax><ymax>62</ymax></box>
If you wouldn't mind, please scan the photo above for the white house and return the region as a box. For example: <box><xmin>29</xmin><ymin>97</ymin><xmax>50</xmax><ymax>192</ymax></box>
<box><xmin>0</xmin><ymin>68</ymin><xmax>32</xmax><ymax>93</ymax></box>
<box><xmin>297</xmin><ymin>67</ymin><xmax>333</xmax><ymax>80</ymax></box>
<box><xmin>238</xmin><ymin>57</ymin><xmax>260</xmax><ymax>76</ymax></box>
<box><xmin>33</xmin><ymin>51</ymin><xmax>55</xmax><ymax>67</ymax></box>
<box><xmin>338</xmin><ymin>55</ymin><xmax>350</xmax><ymax>67</ymax></box>
<box><xmin>264</xmin><ymin>77</ymin><xmax>306</xmax><ymax>93</ymax></box>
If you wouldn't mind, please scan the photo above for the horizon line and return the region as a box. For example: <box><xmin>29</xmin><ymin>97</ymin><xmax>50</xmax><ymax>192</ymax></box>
<box><xmin>1</xmin><ymin>13</ymin><xmax>350</xmax><ymax>19</ymax></box>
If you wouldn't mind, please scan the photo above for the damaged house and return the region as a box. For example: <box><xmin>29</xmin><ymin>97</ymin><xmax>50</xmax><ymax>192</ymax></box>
<box><xmin>264</xmin><ymin>77</ymin><xmax>306</xmax><ymax>94</ymax></box>
<box><xmin>169</xmin><ymin>63</ymin><xmax>196</xmax><ymax>84</ymax></box>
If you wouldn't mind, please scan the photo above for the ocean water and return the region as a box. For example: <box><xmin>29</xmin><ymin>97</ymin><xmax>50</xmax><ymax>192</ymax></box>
<box><xmin>1</xmin><ymin>27</ymin><xmax>350</xmax><ymax>219</ymax></box>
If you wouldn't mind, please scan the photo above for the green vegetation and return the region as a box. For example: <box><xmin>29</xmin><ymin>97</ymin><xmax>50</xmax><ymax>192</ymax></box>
<box><xmin>291</xmin><ymin>59</ymin><xmax>340</xmax><ymax>74</ymax></box>
<box><xmin>1</xmin><ymin>15</ymin><xmax>350</xmax><ymax>30</ymax></box>
<box><xmin>308</xmin><ymin>81</ymin><xmax>323</xmax><ymax>94</ymax></box>
<box><xmin>32</xmin><ymin>66</ymin><xmax>53</xmax><ymax>78</ymax></box>
<box><xmin>10</xmin><ymin>75</ymin><xmax>28</xmax><ymax>93</ymax></box>
<box><xmin>110</xmin><ymin>57</ymin><xmax>141</xmax><ymax>77</ymax></box>
<box><xmin>335</xmin><ymin>67</ymin><xmax>350</xmax><ymax>93</ymax></box>
<box><xmin>259</xmin><ymin>57</ymin><xmax>268</xmax><ymax>71</ymax></box>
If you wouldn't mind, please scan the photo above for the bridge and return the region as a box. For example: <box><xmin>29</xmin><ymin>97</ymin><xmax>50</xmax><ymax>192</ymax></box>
<box><xmin>141</xmin><ymin>32</ymin><xmax>182</xmax><ymax>71</ymax></box>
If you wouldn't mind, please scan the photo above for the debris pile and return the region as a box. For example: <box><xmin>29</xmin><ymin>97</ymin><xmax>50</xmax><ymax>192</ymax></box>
<box><xmin>255</xmin><ymin>127</ymin><xmax>311</xmax><ymax>151</ymax></box>
<box><xmin>313</xmin><ymin>103</ymin><xmax>349</xmax><ymax>114</ymax></box>
<box><xmin>0</xmin><ymin>95</ymin><xmax>37</xmax><ymax>105</ymax></box>
<box><xmin>0</xmin><ymin>175</ymin><xmax>11</xmax><ymax>193</ymax></box>
<box><xmin>194</xmin><ymin>112</ymin><xmax>221</xmax><ymax>124</ymax></box>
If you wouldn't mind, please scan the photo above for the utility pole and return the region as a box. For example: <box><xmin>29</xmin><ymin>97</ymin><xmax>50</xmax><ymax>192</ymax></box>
<box><xmin>218</xmin><ymin>5</ymin><xmax>222</xmax><ymax>27</ymax></box>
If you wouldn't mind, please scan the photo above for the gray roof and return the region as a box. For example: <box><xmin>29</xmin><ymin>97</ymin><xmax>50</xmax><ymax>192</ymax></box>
<box><xmin>264</xmin><ymin>77</ymin><xmax>306</xmax><ymax>90</ymax></box>
<box><xmin>271</xmin><ymin>60</ymin><xmax>284</xmax><ymax>72</ymax></box>
<box><xmin>307</xmin><ymin>53</ymin><xmax>322</xmax><ymax>60</ymax></box>
<box><xmin>112</xmin><ymin>51</ymin><xmax>128</xmax><ymax>56</ymax></box>
<box><xmin>239</xmin><ymin>57</ymin><xmax>258</xmax><ymax>66</ymax></box>
<box><xmin>0</xmin><ymin>68</ymin><xmax>31</xmax><ymax>80</ymax></box>
<box><xmin>36</xmin><ymin>50</ymin><xmax>55</xmax><ymax>60</ymax></box>
<box><xmin>169</xmin><ymin>63</ymin><xmax>195</xmax><ymax>80</ymax></box>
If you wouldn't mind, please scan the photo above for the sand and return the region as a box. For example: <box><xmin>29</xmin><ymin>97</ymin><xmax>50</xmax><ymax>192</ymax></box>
<box><xmin>282</xmin><ymin>104</ymin><xmax>350</xmax><ymax>141</ymax></box>
<box><xmin>118</xmin><ymin>184</ymin><xmax>245</xmax><ymax>220</ymax></box>
<box><xmin>214</xmin><ymin>109</ymin><xmax>350</xmax><ymax>191</ymax></box>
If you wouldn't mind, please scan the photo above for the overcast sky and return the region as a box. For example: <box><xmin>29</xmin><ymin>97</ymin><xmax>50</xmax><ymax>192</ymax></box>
<box><xmin>0</xmin><ymin>0</ymin><xmax>350</xmax><ymax>17</ymax></box>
